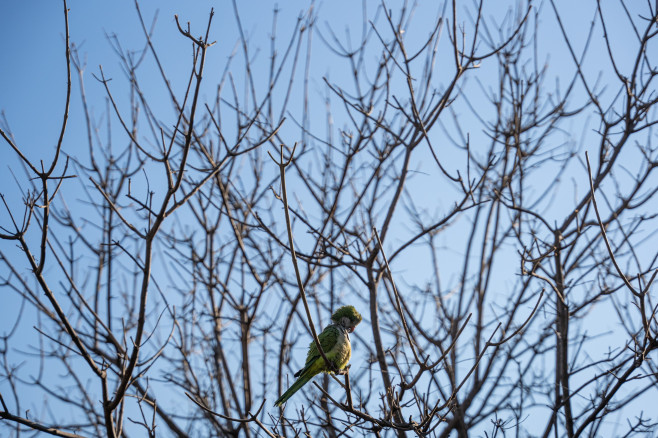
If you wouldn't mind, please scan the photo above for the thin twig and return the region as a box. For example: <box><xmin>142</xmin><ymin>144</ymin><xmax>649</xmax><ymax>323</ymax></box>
<box><xmin>269</xmin><ymin>143</ymin><xmax>336</xmax><ymax>373</ymax></box>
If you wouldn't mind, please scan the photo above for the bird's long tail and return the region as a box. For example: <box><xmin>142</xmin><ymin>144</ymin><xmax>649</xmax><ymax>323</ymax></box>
<box><xmin>274</xmin><ymin>372</ymin><xmax>312</xmax><ymax>407</ymax></box>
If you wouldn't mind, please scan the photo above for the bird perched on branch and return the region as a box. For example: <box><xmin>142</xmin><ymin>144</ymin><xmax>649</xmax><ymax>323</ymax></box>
<box><xmin>274</xmin><ymin>305</ymin><xmax>362</xmax><ymax>407</ymax></box>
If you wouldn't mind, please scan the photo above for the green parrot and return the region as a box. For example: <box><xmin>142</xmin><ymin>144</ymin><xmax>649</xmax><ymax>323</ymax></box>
<box><xmin>274</xmin><ymin>305</ymin><xmax>362</xmax><ymax>407</ymax></box>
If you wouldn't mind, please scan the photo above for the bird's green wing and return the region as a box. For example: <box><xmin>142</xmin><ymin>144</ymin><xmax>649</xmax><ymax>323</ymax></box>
<box><xmin>307</xmin><ymin>325</ymin><xmax>340</xmax><ymax>362</ymax></box>
<box><xmin>293</xmin><ymin>325</ymin><xmax>340</xmax><ymax>377</ymax></box>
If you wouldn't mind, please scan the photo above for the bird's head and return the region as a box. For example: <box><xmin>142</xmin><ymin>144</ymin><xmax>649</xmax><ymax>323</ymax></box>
<box><xmin>331</xmin><ymin>305</ymin><xmax>362</xmax><ymax>333</ymax></box>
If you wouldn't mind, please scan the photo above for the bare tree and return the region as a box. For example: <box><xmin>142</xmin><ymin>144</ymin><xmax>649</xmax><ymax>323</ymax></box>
<box><xmin>1</xmin><ymin>0</ymin><xmax>658</xmax><ymax>437</ymax></box>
